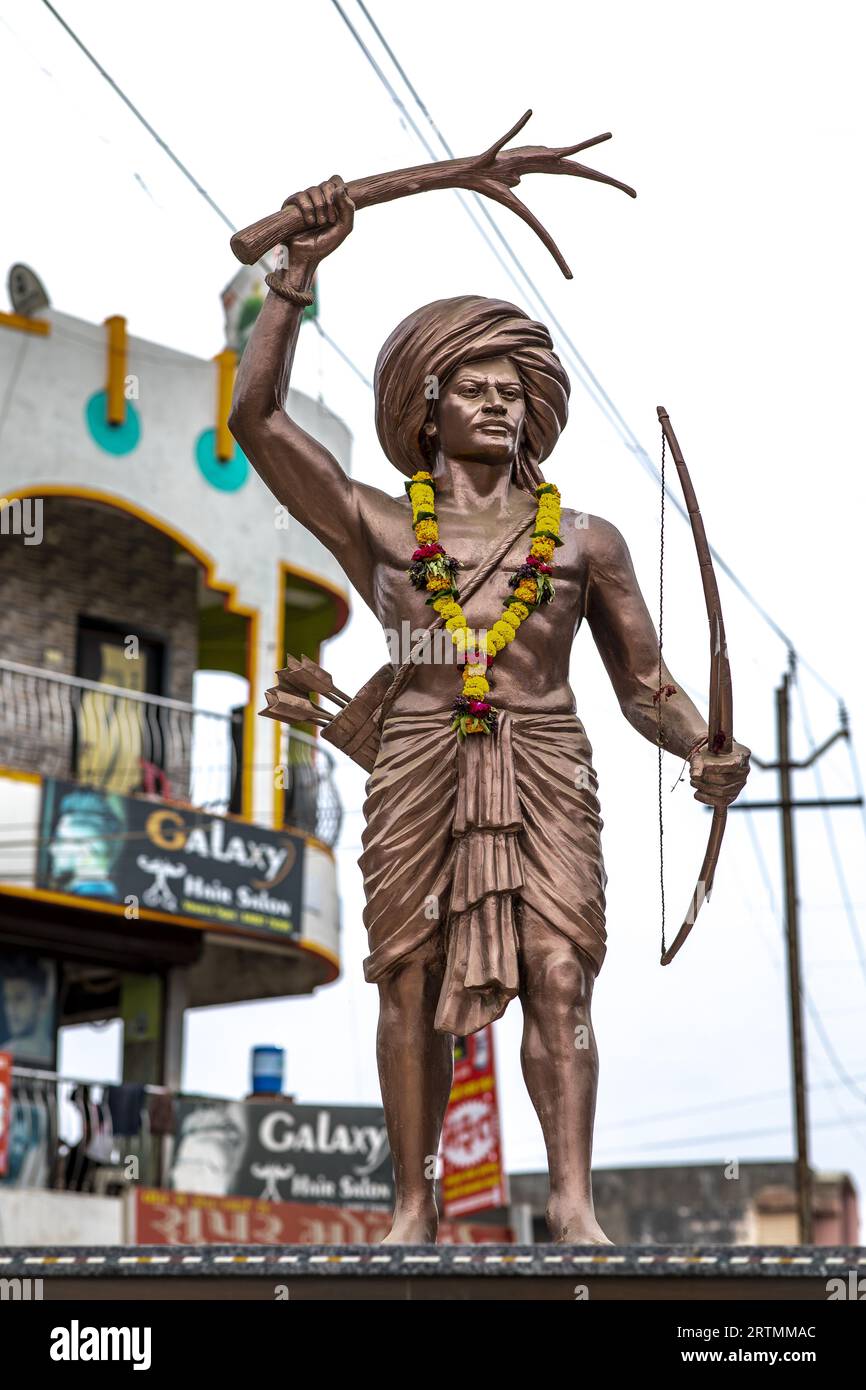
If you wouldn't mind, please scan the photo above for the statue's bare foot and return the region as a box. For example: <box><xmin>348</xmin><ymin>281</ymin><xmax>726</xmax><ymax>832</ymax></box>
<box><xmin>379</xmin><ymin>1203</ymin><xmax>439</xmax><ymax>1245</ymax></box>
<box><xmin>547</xmin><ymin>1197</ymin><xmax>613</xmax><ymax>1246</ymax></box>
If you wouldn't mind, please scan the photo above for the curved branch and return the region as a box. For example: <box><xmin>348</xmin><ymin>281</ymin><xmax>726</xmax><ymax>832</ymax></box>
<box><xmin>478</xmin><ymin>108</ymin><xmax>534</xmax><ymax>162</ymax></box>
<box><xmin>231</xmin><ymin>109</ymin><xmax>636</xmax><ymax>270</ymax></box>
<box><xmin>473</xmin><ymin>176</ymin><xmax>574</xmax><ymax>278</ymax></box>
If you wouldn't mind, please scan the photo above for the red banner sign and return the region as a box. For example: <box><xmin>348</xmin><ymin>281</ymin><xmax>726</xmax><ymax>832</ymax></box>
<box><xmin>0</xmin><ymin>1052</ymin><xmax>11</xmax><ymax>1176</ymax></box>
<box><xmin>440</xmin><ymin>1027</ymin><xmax>508</xmax><ymax>1217</ymax></box>
<box><xmin>129</xmin><ymin>1188</ymin><xmax>511</xmax><ymax>1246</ymax></box>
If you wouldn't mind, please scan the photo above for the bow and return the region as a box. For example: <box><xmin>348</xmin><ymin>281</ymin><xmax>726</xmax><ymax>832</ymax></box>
<box><xmin>657</xmin><ymin>407</ymin><xmax>734</xmax><ymax>965</ymax></box>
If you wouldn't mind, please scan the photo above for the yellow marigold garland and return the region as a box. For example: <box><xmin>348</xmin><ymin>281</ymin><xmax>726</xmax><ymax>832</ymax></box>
<box><xmin>405</xmin><ymin>472</ymin><xmax>562</xmax><ymax>737</ymax></box>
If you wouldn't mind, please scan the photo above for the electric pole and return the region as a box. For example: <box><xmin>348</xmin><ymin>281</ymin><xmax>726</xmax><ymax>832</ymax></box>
<box><xmin>728</xmin><ymin>657</ymin><xmax>862</xmax><ymax>1244</ymax></box>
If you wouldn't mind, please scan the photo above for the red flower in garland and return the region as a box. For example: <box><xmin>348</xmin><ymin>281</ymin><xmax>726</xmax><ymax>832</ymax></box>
<box><xmin>411</xmin><ymin>542</ymin><xmax>444</xmax><ymax>561</ymax></box>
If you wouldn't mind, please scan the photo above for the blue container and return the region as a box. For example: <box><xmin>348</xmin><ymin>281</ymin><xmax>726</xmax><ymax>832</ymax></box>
<box><xmin>251</xmin><ymin>1045</ymin><xmax>284</xmax><ymax>1095</ymax></box>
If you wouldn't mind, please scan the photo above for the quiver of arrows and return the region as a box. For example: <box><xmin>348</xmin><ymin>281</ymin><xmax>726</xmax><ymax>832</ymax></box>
<box><xmin>260</xmin><ymin>654</ymin><xmax>392</xmax><ymax>773</ymax></box>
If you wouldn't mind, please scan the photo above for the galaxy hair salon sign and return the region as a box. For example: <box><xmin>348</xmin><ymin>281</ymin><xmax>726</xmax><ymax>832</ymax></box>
<box><xmin>169</xmin><ymin>1099</ymin><xmax>394</xmax><ymax>1208</ymax></box>
<box><xmin>36</xmin><ymin>780</ymin><xmax>305</xmax><ymax>942</ymax></box>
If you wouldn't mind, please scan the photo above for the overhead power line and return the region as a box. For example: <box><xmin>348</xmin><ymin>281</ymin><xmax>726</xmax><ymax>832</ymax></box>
<box><xmin>38</xmin><ymin>0</ymin><xmax>371</xmax><ymax>392</ymax></box>
<box><xmin>38</xmin><ymin>0</ymin><xmax>854</xmax><ymax>711</ymax></box>
<box><xmin>335</xmin><ymin>0</ymin><xmax>847</xmax><ymax>704</ymax></box>
<box><xmin>597</xmin><ymin>1109</ymin><xmax>866</xmax><ymax>1157</ymax></box>
<box><xmin>340</xmin><ymin>2</ymin><xmax>866</xmax><ymax>1136</ymax></box>
<box><xmin>599</xmin><ymin>1069</ymin><xmax>866</xmax><ymax>1135</ymax></box>
<box><xmin>739</xmin><ymin>813</ymin><xmax>866</xmax><ymax>1114</ymax></box>
<box><xmin>793</xmin><ymin>671</ymin><xmax>866</xmax><ymax>990</ymax></box>
<box><xmin>39</xmin><ymin>0</ymin><xmax>236</xmax><ymax>234</ymax></box>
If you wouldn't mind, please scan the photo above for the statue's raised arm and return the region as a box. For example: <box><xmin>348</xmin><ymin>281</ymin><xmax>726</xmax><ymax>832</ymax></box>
<box><xmin>229</xmin><ymin>177</ymin><xmax>379</xmax><ymax>601</ymax></box>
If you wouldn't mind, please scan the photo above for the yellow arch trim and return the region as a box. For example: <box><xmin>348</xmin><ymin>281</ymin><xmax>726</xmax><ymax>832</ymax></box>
<box><xmin>2</xmin><ymin>485</ymin><xmax>258</xmax><ymax>820</ymax></box>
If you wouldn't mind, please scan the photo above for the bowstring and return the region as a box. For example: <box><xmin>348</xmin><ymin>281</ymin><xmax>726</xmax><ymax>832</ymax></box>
<box><xmin>658</xmin><ymin>427</ymin><xmax>666</xmax><ymax>958</ymax></box>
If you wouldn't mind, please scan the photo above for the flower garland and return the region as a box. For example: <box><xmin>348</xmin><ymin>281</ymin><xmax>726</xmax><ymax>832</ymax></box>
<box><xmin>406</xmin><ymin>470</ymin><xmax>562</xmax><ymax>737</ymax></box>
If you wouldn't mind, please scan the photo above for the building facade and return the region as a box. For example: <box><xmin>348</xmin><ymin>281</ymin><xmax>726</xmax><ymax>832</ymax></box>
<box><xmin>509</xmin><ymin>1163</ymin><xmax>861</xmax><ymax>1245</ymax></box>
<box><xmin>0</xmin><ymin>275</ymin><xmax>351</xmax><ymax>1103</ymax></box>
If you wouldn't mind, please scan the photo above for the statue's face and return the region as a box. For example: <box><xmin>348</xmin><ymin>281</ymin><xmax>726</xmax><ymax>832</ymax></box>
<box><xmin>435</xmin><ymin>355</ymin><xmax>525</xmax><ymax>466</ymax></box>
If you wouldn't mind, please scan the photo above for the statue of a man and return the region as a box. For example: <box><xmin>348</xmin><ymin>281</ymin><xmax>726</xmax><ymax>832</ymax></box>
<box><xmin>230</xmin><ymin>177</ymin><xmax>751</xmax><ymax>1244</ymax></box>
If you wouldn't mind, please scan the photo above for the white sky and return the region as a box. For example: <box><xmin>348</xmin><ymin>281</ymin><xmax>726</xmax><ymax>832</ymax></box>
<box><xmin>5</xmin><ymin>0</ymin><xmax>866</xmax><ymax>1229</ymax></box>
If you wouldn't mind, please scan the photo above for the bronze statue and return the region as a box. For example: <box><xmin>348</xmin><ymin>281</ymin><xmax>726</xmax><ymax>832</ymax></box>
<box><xmin>229</xmin><ymin>126</ymin><xmax>750</xmax><ymax>1245</ymax></box>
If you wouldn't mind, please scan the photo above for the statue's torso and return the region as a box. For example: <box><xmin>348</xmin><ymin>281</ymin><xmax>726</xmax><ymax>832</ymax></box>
<box><xmin>361</xmin><ymin>491</ymin><xmax>589</xmax><ymax>715</ymax></box>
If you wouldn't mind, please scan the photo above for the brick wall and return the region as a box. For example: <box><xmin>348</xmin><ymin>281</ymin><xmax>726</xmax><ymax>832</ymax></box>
<box><xmin>0</xmin><ymin>497</ymin><xmax>200</xmax><ymax>784</ymax></box>
<box><xmin>0</xmin><ymin>497</ymin><xmax>199</xmax><ymax>694</ymax></box>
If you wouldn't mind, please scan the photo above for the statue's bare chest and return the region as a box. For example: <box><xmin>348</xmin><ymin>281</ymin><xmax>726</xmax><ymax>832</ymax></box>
<box><xmin>371</xmin><ymin>504</ymin><xmax>585</xmax><ymax>637</ymax></box>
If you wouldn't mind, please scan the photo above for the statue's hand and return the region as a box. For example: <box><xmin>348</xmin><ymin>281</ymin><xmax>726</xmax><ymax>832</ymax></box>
<box><xmin>282</xmin><ymin>175</ymin><xmax>354</xmax><ymax>267</ymax></box>
<box><xmin>689</xmin><ymin>739</ymin><xmax>750</xmax><ymax>808</ymax></box>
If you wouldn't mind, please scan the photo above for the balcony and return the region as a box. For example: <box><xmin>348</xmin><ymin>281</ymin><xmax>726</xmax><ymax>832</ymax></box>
<box><xmin>0</xmin><ymin>659</ymin><xmax>342</xmax><ymax>846</ymax></box>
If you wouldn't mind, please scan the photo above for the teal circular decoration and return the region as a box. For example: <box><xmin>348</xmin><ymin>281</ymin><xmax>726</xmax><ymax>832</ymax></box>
<box><xmin>85</xmin><ymin>390</ymin><xmax>141</xmax><ymax>455</ymax></box>
<box><xmin>195</xmin><ymin>428</ymin><xmax>249</xmax><ymax>491</ymax></box>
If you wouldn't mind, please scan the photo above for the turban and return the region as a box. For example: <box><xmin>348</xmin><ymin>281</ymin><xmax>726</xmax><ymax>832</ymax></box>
<box><xmin>374</xmin><ymin>295</ymin><xmax>570</xmax><ymax>493</ymax></box>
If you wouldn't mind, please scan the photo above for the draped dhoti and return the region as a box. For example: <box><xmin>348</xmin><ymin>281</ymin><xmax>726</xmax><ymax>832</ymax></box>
<box><xmin>359</xmin><ymin>708</ymin><xmax>608</xmax><ymax>1036</ymax></box>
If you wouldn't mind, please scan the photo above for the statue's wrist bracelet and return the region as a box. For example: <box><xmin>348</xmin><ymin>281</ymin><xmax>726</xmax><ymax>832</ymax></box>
<box><xmin>265</xmin><ymin>271</ymin><xmax>314</xmax><ymax>307</ymax></box>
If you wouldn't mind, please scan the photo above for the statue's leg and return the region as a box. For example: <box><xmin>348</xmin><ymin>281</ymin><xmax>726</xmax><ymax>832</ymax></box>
<box><xmin>376</xmin><ymin>931</ymin><xmax>453</xmax><ymax>1244</ymax></box>
<box><xmin>517</xmin><ymin>902</ymin><xmax>612</xmax><ymax>1245</ymax></box>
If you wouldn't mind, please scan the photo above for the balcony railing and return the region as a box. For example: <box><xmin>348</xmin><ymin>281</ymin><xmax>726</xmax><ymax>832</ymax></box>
<box><xmin>0</xmin><ymin>657</ymin><xmax>241</xmax><ymax>812</ymax></box>
<box><xmin>0</xmin><ymin>659</ymin><xmax>342</xmax><ymax>845</ymax></box>
<box><xmin>278</xmin><ymin>723</ymin><xmax>343</xmax><ymax>847</ymax></box>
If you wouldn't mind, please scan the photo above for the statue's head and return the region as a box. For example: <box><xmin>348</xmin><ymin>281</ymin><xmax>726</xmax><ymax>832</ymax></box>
<box><xmin>374</xmin><ymin>295</ymin><xmax>570</xmax><ymax>492</ymax></box>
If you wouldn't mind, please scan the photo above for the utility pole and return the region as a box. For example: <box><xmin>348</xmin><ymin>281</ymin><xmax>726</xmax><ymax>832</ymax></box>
<box><xmin>728</xmin><ymin>657</ymin><xmax>862</xmax><ymax>1244</ymax></box>
<box><xmin>775</xmin><ymin>669</ymin><xmax>811</xmax><ymax>1244</ymax></box>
